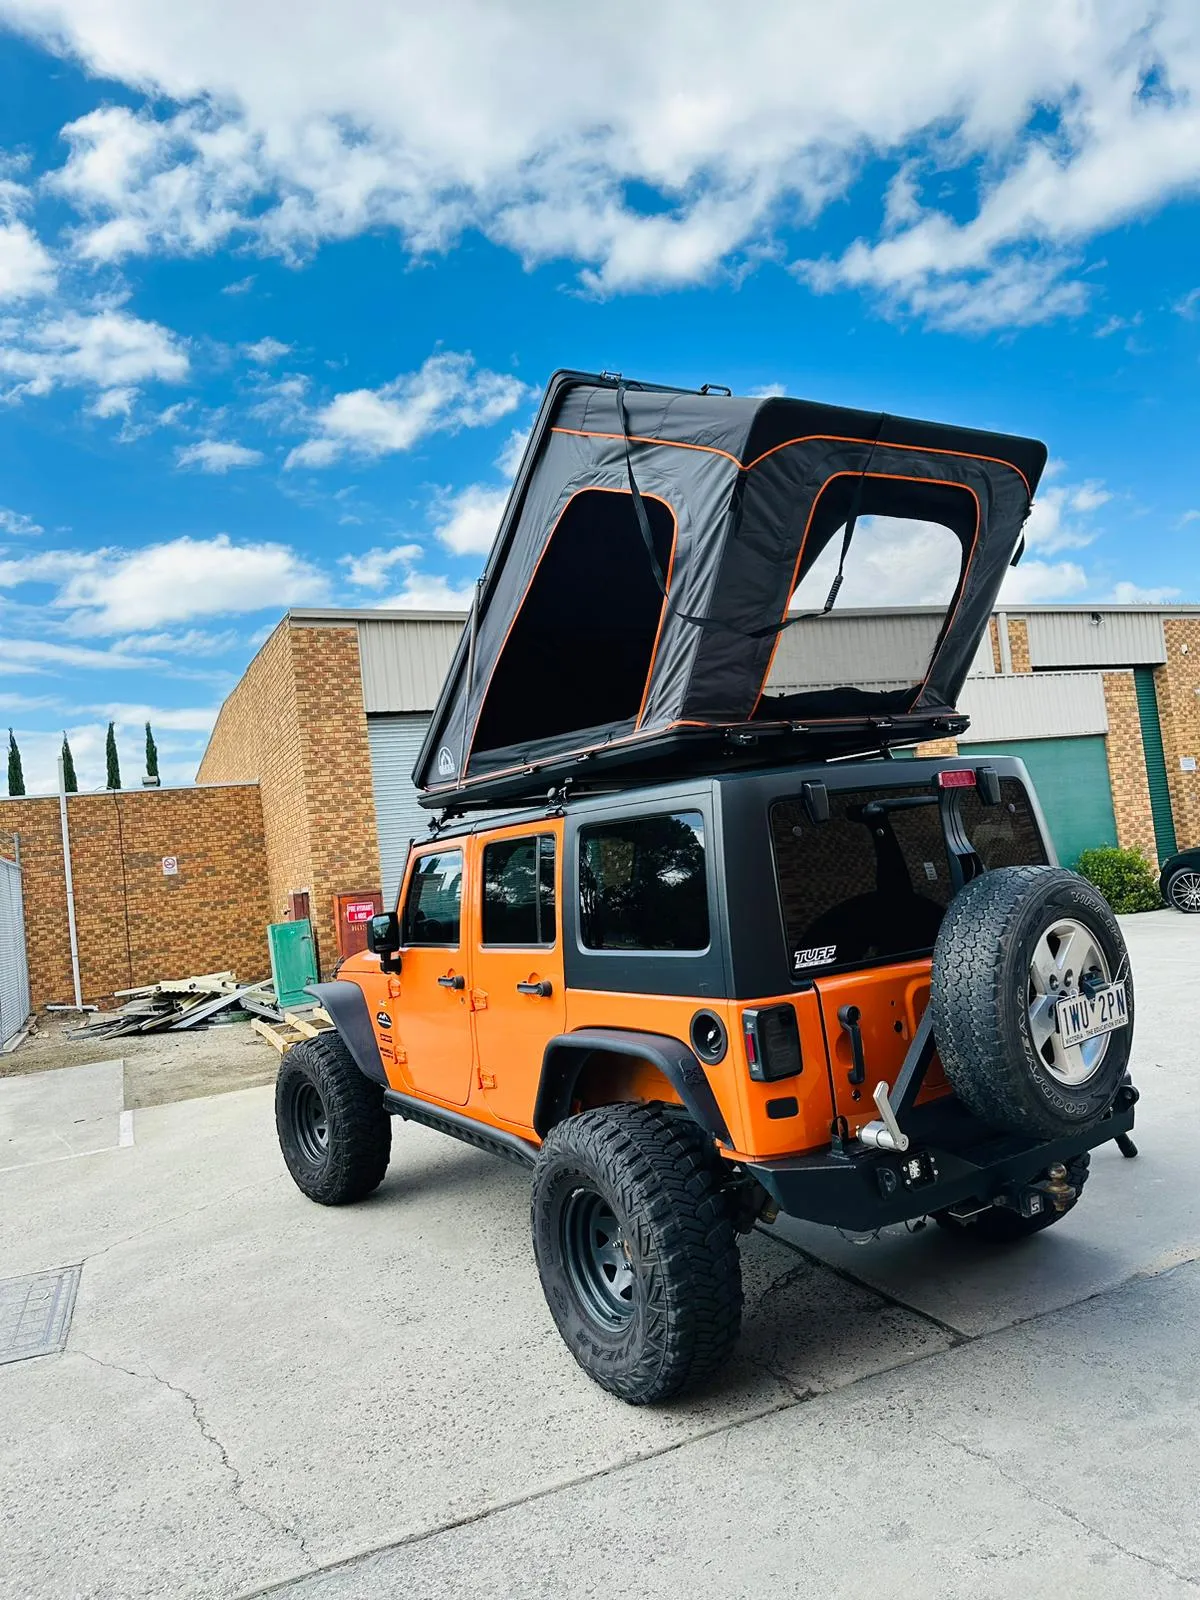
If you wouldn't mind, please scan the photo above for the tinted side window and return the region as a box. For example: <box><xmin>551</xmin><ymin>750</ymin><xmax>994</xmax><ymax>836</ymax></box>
<box><xmin>402</xmin><ymin>850</ymin><xmax>463</xmax><ymax>945</ymax></box>
<box><xmin>482</xmin><ymin>835</ymin><xmax>557</xmax><ymax>945</ymax></box>
<box><xmin>579</xmin><ymin>812</ymin><xmax>709</xmax><ymax>951</ymax></box>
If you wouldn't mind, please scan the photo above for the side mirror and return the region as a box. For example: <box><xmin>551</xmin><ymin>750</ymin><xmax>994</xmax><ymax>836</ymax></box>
<box><xmin>367</xmin><ymin>912</ymin><xmax>401</xmax><ymax>972</ymax></box>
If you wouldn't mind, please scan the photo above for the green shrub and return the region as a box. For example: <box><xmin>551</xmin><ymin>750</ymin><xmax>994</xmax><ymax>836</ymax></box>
<box><xmin>1075</xmin><ymin>846</ymin><xmax>1163</xmax><ymax>913</ymax></box>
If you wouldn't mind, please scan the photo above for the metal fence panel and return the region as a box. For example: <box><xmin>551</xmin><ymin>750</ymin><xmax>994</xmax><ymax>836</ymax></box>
<box><xmin>0</xmin><ymin>849</ymin><xmax>31</xmax><ymax>1047</ymax></box>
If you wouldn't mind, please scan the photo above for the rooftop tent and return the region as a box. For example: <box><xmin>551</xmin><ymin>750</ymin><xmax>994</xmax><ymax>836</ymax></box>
<box><xmin>414</xmin><ymin>371</ymin><xmax>1047</xmax><ymax>809</ymax></box>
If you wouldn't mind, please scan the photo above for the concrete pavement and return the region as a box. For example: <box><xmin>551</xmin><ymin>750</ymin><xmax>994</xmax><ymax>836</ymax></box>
<box><xmin>1</xmin><ymin>910</ymin><xmax>1198</xmax><ymax>1599</ymax></box>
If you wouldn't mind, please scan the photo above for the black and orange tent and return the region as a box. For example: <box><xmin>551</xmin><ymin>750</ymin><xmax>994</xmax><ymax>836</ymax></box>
<box><xmin>415</xmin><ymin>371</ymin><xmax>1046</xmax><ymax>810</ymax></box>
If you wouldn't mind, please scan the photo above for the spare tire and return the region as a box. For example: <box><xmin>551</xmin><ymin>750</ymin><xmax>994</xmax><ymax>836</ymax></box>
<box><xmin>931</xmin><ymin>866</ymin><xmax>1134</xmax><ymax>1140</ymax></box>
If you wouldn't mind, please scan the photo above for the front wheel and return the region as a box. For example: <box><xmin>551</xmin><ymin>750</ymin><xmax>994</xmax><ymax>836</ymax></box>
<box><xmin>276</xmin><ymin>1033</ymin><xmax>391</xmax><ymax>1205</ymax></box>
<box><xmin>531</xmin><ymin>1104</ymin><xmax>742</xmax><ymax>1404</ymax></box>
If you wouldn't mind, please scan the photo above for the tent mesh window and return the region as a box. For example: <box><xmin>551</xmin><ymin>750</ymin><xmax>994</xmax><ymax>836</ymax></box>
<box><xmin>471</xmin><ymin>489</ymin><xmax>675</xmax><ymax>756</ymax></box>
<box><xmin>756</xmin><ymin>478</ymin><xmax>978</xmax><ymax>720</ymax></box>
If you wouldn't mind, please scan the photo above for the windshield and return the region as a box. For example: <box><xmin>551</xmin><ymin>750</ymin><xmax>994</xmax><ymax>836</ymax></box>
<box><xmin>770</xmin><ymin>779</ymin><xmax>1047</xmax><ymax>977</ymax></box>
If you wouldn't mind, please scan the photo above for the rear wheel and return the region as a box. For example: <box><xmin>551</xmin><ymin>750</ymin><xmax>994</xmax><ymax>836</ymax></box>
<box><xmin>276</xmin><ymin>1033</ymin><xmax>391</xmax><ymax>1205</ymax></box>
<box><xmin>931</xmin><ymin>867</ymin><xmax>1133</xmax><ymax>1140</ymax></box>
<box><xmin>531</xmin><ymin>1104</ymin><xmax>742</xmax><ymax>1404</ymax></box>
<box><xmin>934</xmin><ymin>1153</ymin><xmax>1090</xmax><ymax>1242</ymax></box>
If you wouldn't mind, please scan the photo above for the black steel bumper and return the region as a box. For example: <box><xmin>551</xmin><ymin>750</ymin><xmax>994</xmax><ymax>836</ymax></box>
<box><xmin>746</xmin><ymin>1085</ymin><xmax>1138</xmax><ymax>1231</ymax></box>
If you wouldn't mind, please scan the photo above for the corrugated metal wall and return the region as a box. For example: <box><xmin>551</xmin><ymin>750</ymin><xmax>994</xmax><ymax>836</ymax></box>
<box><xmin>0</xmin><ymin>851</ymin><xmax>31</xmax><ymax>1047</ymax></box>
<box><xmin>957</xmin><ymin>671</ymin><xmax>1108</xmax><ymax>742</ymax></box>
<box><xmin>1025</xmin><ymin>611</ymin><xmax>1166</xmax><ymax>669</ymax></box>
<box><xmin>358</xmin><ymin>618</ymin><xmax>465</xmax><ymax>713</ymax></box>
<box><xmin>366</xmin><ymin>715</ymin><xmax>434</xmax><ymax>904</ymax></box>
<box><xmin>766</xmin><ymin>611</ymin><xmax>945</xmax><ymax>692</ymax></box>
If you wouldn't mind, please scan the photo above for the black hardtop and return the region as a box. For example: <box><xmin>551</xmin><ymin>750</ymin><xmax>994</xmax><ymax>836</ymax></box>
<box><xmin>415</xmin><ymin>371</ymin><xmax>1047</xmax><ymax>812</ymax></box>
<box><xmin>418</xmin><ymin>749</ymin><xmax>1038</xmax><ymax>846</ymax></box>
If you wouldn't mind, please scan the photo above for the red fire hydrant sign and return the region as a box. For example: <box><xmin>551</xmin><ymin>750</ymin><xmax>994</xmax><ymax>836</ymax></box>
<box><xmin>345</xmin><ymin>901</ymin><xmax>376</xmax><ymax>924</ymax></box>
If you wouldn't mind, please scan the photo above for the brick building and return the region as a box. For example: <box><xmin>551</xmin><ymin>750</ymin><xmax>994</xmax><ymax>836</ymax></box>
<box><xmin>195</xmin><ymin>605</ymin><xmax>1200</xmax><ymax>980</ymax></box>
<box><xmin>0</xmin><ymin>783</ymin><xmax>270</xmax><ymax>1011</ymax></box>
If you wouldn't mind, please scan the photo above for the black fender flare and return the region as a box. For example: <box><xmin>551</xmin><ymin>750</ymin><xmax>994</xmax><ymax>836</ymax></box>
<box><xmin>307</xmin><ymin>981</ymin><xmax>389</xmax><ymax>1088</ymax></box>
<box><xmin>533</xmin><ymin>1027</ymin><xmax>731</xmax><ymax>1146</ymax></box>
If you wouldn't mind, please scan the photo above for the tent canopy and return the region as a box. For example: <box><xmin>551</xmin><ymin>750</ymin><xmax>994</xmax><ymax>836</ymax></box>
<box><xmin>415</xmin><ymin>371</ymin><xmax>1047</xmax><ymax>809</ymax></box>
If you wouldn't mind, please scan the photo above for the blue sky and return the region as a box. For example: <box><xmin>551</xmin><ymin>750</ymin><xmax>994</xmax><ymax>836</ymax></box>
<box><xmin>1</xmin><ymin>2</ymin><xmax>1199</xmax><ymax>792</ymax></box>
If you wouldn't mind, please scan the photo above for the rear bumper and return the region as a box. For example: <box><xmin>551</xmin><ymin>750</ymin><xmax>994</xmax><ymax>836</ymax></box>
<box><xmin>746</xmin><ymin>1084</ymin><xmax>1138</xmax><ymax>1230</ymax></box>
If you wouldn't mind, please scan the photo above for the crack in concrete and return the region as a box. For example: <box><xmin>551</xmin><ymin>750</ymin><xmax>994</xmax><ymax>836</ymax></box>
<box><xmin>80</xmin><ymin>1175</ymin><xmax>286</xmax><ymax>1264</ymax></box>
<box><xmin>929</xmin><ymin>1426</ymin><xmax>1200</xmax><ymax>1589</ymax></box>
<box><xmin>73</xmin><ymin>1350</ymin><xmax>315</xmax><ymax>1572</ymax></box>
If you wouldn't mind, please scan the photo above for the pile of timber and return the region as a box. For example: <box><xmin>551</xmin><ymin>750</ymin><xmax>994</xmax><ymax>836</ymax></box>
<box><xmin>68</xmin><ymin>971</ymin><xmax>287</xmax><ymax>1039</ymax></box>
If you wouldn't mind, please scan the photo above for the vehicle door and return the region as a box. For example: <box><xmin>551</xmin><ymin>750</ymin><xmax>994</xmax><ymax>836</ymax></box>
<box><xmin>394</xmin><ymin>845</ymin><xmax>474</xmax><ymax>1105</ymax></box>
<box><xmin>469</xmin><ymin>827</ymin><xmax>566</xmax><ymax>1130</ymax></box>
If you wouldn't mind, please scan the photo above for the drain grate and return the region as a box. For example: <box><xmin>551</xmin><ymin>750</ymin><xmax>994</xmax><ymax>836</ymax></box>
<box><xmin>0</xmin><ymin>1265</ymin><xmax>82</xmax><ymax>1365</ymax></box>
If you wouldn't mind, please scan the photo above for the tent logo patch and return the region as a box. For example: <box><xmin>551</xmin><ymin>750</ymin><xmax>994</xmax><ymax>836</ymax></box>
<box><xmin>436</xmin><ymin>746</ymin><xmax>456</xmax><ymax>777</ymax></box>
<box><xmin>794</xmin><ymin>945</ymin><xmax>837</xmax><ymax>969</ymax></box>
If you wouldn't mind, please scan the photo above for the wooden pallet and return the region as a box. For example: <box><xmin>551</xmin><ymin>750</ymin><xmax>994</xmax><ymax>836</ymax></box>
<box><xmin>251</xmin><ymin>1008</ymin><xmax>333</xmax><ymax>1055</ymax></box>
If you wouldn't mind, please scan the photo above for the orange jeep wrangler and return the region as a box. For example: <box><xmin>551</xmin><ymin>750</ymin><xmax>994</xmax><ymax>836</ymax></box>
<box><xmin>273</xmin><ymin>372</ymin><xmax>1138</xmax><ymax>1402</ymax></box>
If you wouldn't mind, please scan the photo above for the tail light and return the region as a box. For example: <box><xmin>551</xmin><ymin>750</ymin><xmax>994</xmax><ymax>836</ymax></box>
<box><xmin>742</xmin><ymin>1004</ymin><xmax>803</xmax><ymax>1082</ymax></box>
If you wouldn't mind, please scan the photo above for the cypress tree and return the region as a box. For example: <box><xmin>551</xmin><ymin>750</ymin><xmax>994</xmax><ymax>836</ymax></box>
<box><xmin>105</xmin><ymin>721</ymin><xmax>121</xmax><ymax>790</ymax></box>
<box><xmin>61</xmin><ymin>733</ymin><xmax>78</xmax><ymax>793</ymax></box>
<box><xmin>6</xmin><ymin>729</ymin><xmax>24</xmax><ymax>796</ymax></box>
<box><xmin>144</xmin><ymin>721</ymin><xmax>160</xmax><ymax>781</ymax></box>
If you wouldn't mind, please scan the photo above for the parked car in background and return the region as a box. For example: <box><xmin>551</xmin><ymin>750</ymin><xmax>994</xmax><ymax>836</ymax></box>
<box><xmin>1160</xmin><ymin>848</ymin><xmax>1200</xmax><ymax>912</ymax></box>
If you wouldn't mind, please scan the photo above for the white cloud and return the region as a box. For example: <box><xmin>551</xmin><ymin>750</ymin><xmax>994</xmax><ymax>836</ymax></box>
<box><xmin>0</xmin><ymin>307</ymin><xmax>188</xmax><ymax>399</ymax></box>
<box><xmin>176</xmin><ymin>438</ymin><xmax>264</xmax><ymax>472</ymax></box>
<box><xmin>0</xmin><ymin>533</ymin><xmax>327</xmax><ymax>632</ymax></box>
<box><xmin>222</xmin><ymin>273</ymin><xmax>255</xmax><ymax>295</ymax></box>
<box><xmin>242</xmin><ymin>336</ymin><xmax>290</xmax><ymax>364</ymax></box>
<box><xmin>999</xmin><ymin>559</ymin><xmax>1090</xmax><ymax>603</ymax></box>
<box><xmin>286</xmin><ymin>351</ymin><xmax>528</xmax><ymax>468</ymax></box>
<box><xmin>495</xmin><ymin>427</ymin><xmax>529</xmax><ymax>478</ymax></box>
<box><xmin>0</xmin><ymin>505</ymin><xmax>43</xmax><ymax>536</ymax></box>
<box><xmin>0</xmin><ymin>218</ymin><xmax>56</xmax><ymax>301</ymax></box>
<box><xmin>1108</xmin><ymin>580</ymin><xmax>1183</xmax><ymax>604</ymax></box>
<box><xmin>1177</xmin><ymin>509</ymin><xmax>1200</xmax><ymax>527</ymax></box>
<box><xmin>0</xmin><ymin>636</ymin><xmax>168</xmax><ymax>674</ymax></box>
<box><xmin>379</xmin><ymin>573</ymin><xmax>475</xmax><ymax>610</ymax></box>
<box><xmin>11</xmin><ymin>1</ymin><xmax>1200</xmax><ymax>322</ymax></box>
<box><xmin>432</xmin><ymin>483</ymin><xmax>508</xmax><ymax>555</ymax></box>
<box><xmin>340</xmin><ymin>543</ymin><xmax>424</xmax><ymax>588</ymax></box>
<box><xmin>746</xmin><ymin>383</ymin><xmax>787</xmax><ymax>398</ymax></box>
<box><xmin>89</xmin><ymin>385</ymin><xmax>138</xmax><ymax>417</ymax></box>
<box><xmin>1173</xmin><ymin>287</ymin><xmax>1200</xmax><ymax>319</ymax></box>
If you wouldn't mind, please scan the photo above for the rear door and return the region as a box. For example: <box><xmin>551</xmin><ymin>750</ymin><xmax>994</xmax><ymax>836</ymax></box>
<box><xmin>394</xmin><ymin>845</ymin><xmax>474</xmax><ymax>1105</ymax></box>
<box><xmin>469</xmin><ymin>826</ymin><xmax>566</xmax><ymax>1130</ymax></box>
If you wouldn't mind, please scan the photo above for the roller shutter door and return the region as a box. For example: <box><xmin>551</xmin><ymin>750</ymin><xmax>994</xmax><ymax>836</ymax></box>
<box><xmin>1133</xmin><ymin>667</ymin><xmax>1178</xmax><ymax>862</ymax></box>
<box><xmin>960</xmin><ymin>736</ymin><xmax>1117</xmax><ymax>868</ymax></box>
<box><xmin>367</xmin><ymin>714</ymin><xmax>433</xmax><ymax>905</ymax></box>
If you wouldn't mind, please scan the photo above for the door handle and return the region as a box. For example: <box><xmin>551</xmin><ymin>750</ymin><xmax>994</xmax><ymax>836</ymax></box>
<box><xmin>516</xmin><ymin>980</ymin><xmax>553</xmax><ymax>998</ymax></box>
<box><xmin>838</xmin><ymin>1004</ymin><xmax>866</xmax><ymax>1086</ymax></box>
<box><xmin>438</xmin><ymin>974</ymin><xmax>465</xmax><ymax>990</ymax></box>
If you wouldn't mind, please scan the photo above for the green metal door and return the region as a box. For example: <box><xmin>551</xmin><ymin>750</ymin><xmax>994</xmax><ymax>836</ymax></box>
<box><xmin>961</xmin><ymin>736</ymin><xmax>1117</xmax><ymax>867</ymax></box>
<box><xmin>268</xmin><ymin>919</ymin><xmax>318</xmax><ymax>1007</ymax></box>
<box><xmin>1134</xmin><ymin>667</ymin><xmax>1178</xmax><ymax>863</ymax></box>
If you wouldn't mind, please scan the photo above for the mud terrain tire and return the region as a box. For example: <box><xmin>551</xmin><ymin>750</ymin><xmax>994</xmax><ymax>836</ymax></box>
<box><xmin>531</xmin><ymin>1104</ymin><xmax>742</xmax><ymax>1404</ymax></box>
<box><xmin>931</xmin><ymin>866</ymin><xmax>1133</xmax><ymax>1141</ymax></box>
<box><xmin>276</xmin><ymin>1033</ymin><xmax>391</xmax><ymax>1205</ymax></box>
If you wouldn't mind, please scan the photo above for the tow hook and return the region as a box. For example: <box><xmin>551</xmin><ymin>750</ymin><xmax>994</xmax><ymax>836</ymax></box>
<box><xmin>995</xmin><ymin>1161</ymin><xmax>1078</xmax><ymax>1219</ymax></box>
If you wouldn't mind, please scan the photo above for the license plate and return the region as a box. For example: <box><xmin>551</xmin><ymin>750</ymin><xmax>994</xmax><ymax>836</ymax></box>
<box><xmin>1056</xmin><ymin>982</ymin><xmax>1129</xmax><ymax>1048</ymax></box>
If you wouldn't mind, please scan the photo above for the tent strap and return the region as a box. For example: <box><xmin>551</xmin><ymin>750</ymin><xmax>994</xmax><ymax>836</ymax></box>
<box><xmin>615</xmin><ymin>382</ymin><xmax>887</xmax><ymax>640</ymax></box>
